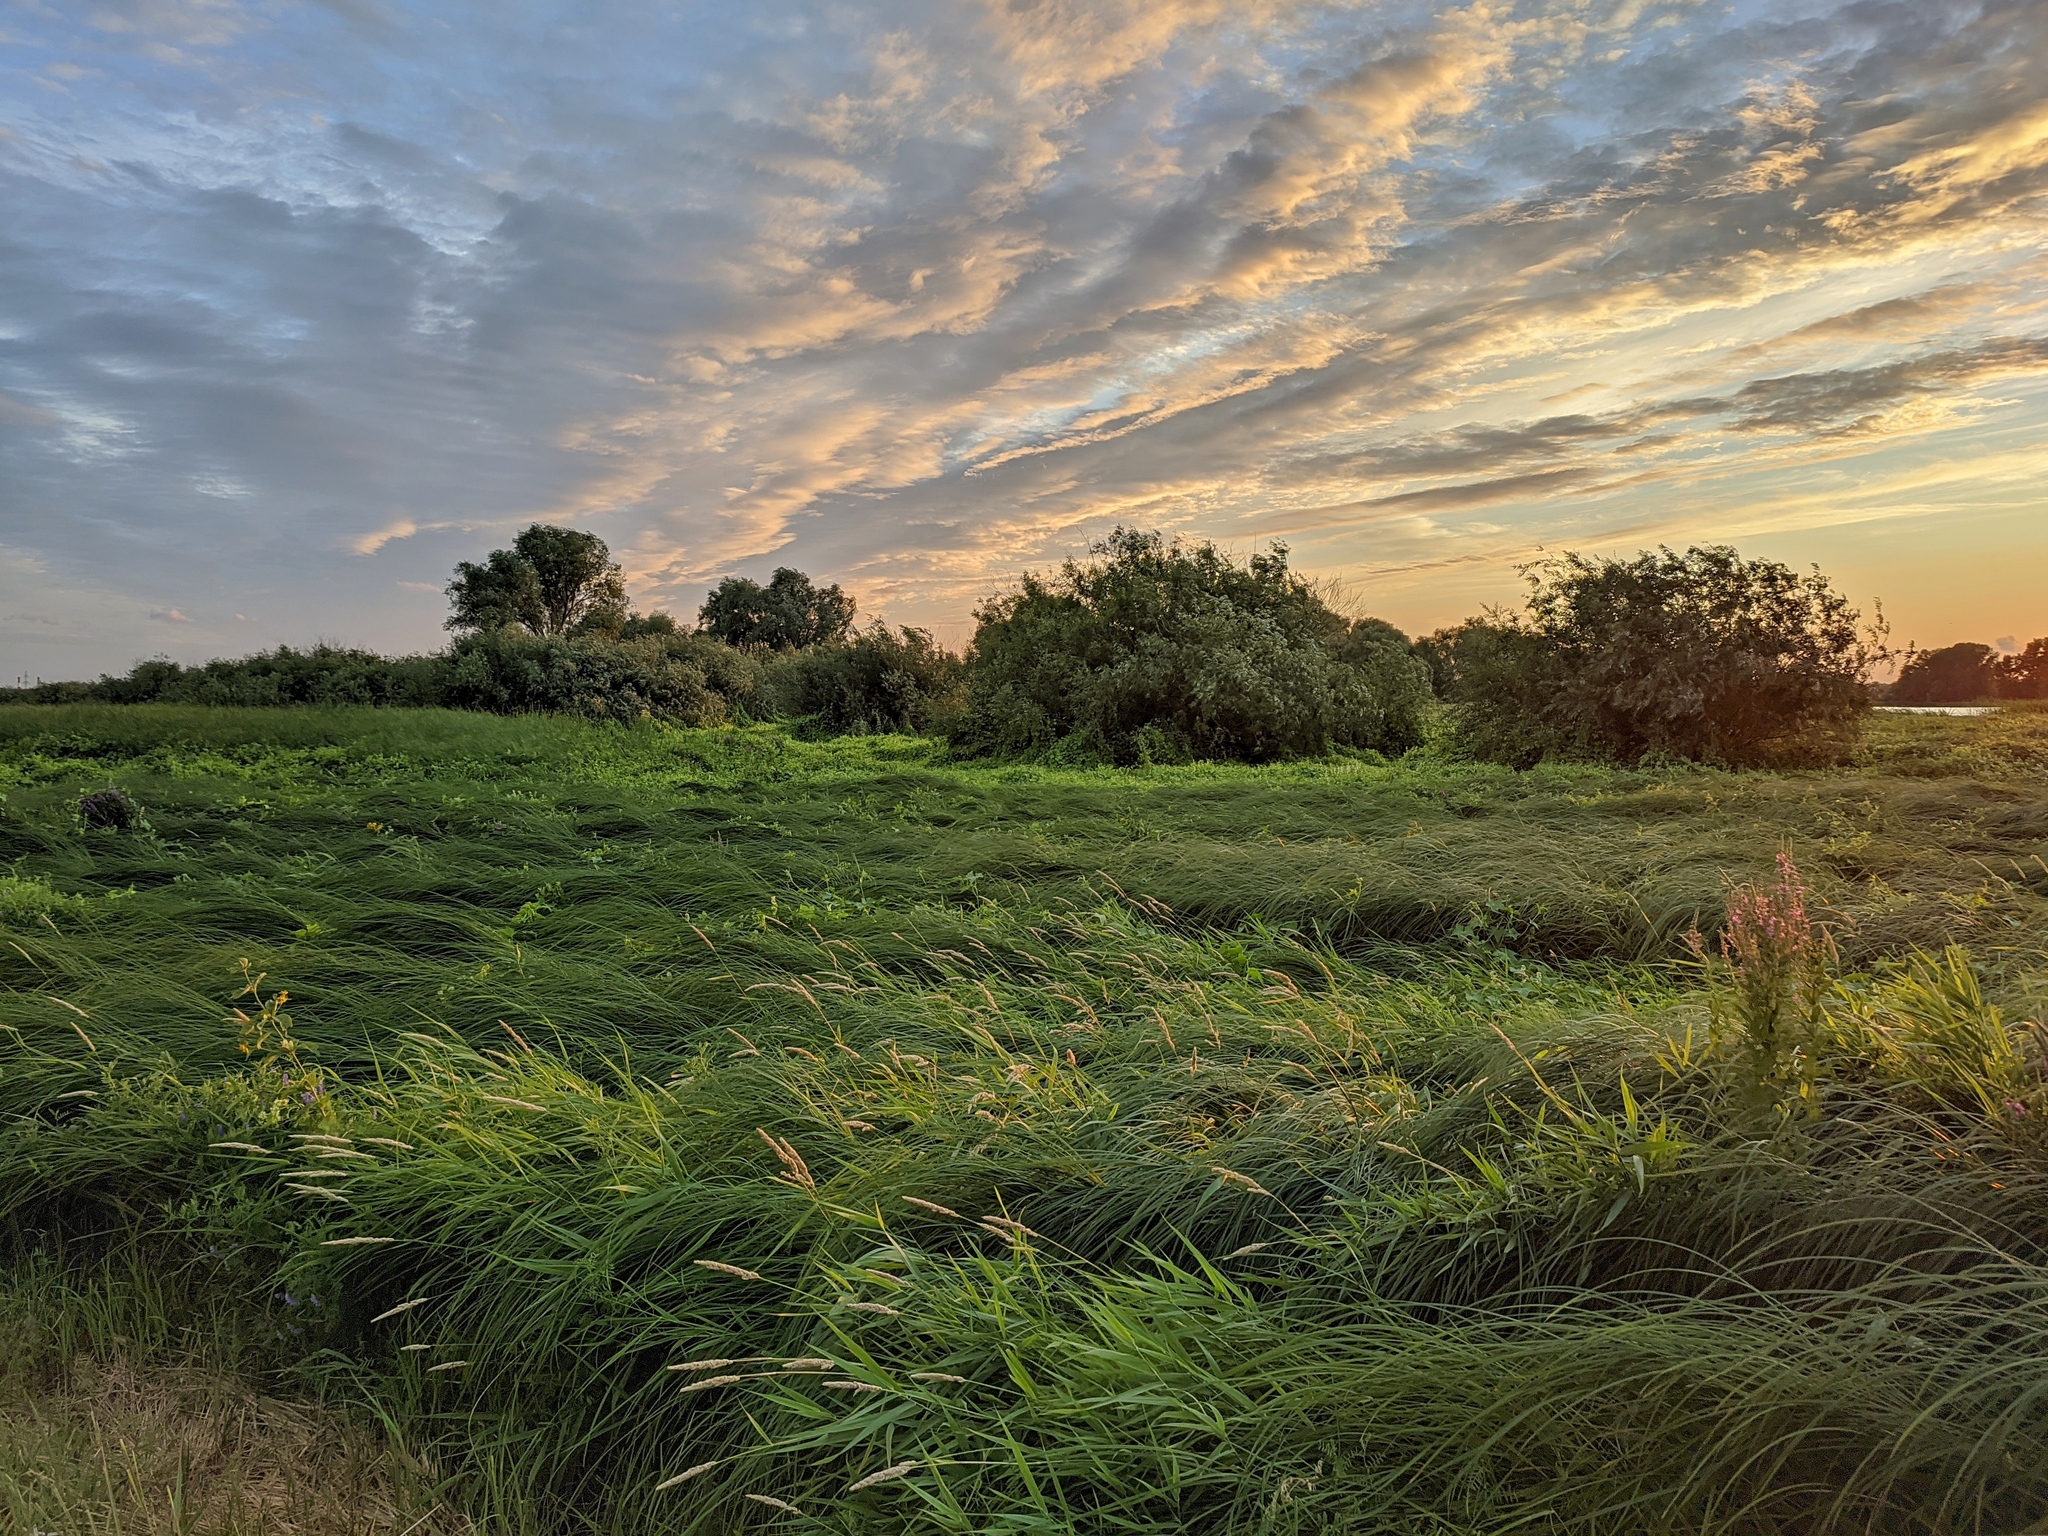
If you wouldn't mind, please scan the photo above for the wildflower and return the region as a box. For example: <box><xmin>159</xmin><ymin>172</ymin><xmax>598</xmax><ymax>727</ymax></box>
<box><xmin>847</xmin><ymin>1460</ymin><xmax>919</xmax><ymax>1492</ymax></box>
<box><xmin>2007</xmin><ymin>1100</ymin><xmax>2028</xmax><ymax>1117</ymax></box>
<box><xmin>654</xmin><ymin>1461</ymin><xmax>718</xmax><ymax>1490</ymax></box>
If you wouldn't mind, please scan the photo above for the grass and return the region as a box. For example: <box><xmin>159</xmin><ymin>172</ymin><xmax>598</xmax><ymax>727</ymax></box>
<box><xmin>1</xmin><ymin>703</ymin><xmax>2045</xmax><ymax>1534</ymax></box>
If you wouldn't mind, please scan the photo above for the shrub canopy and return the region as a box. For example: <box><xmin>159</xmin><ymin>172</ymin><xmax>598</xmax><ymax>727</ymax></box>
<box><xmin>953</xmin><ymin>528</ymin><xmax>1430</xmax><ymax>763</ymax></box>
<box><xmin>762</xmin><ymin>622</ymin><xmax>966</xmax><ymax>736</ymax></box>
<box><xmin>1446</xmin><ymin>546</ymin><xmax>1883</xmax><ymax>768</ymax></box>
<box><xmin>698</xmin><ymin>568</ymin><xmax>855</xmax><ymax>650</ymax></box>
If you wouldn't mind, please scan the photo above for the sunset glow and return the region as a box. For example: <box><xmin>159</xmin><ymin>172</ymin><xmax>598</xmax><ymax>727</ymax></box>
<box><xmin>3</xmin><ymin>0</ymin><xmax>2045</xmax><ymax>671</ymax></box>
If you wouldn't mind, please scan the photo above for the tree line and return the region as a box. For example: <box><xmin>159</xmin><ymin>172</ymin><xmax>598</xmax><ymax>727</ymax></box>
<box><xmin>6</xmin><ymin>525</ymin><xmax>1916</xmax><ymax>769</ymax></box>
<box><xmin>1887</xmin><ymin>639</ymin><xmax>2048</xmax><ymax>704</ymax></box>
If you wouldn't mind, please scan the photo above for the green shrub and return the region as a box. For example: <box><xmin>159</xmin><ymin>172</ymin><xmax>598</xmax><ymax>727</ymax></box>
<box><xmin>953</xmin><ymin>529</ymin><xmax>1430</xmax><ymax>764</ymax></box>
<box><xmin>1448</xmin><ymin>546</ymin><xmax>1882</xmax><ymax>768</ymax></box>
<box><xmin>1</xmin><ymin>647</ymin><xmax>455</xmax><ymax>710</ymax></box>
<box><xmin>760</xmin><ymin>624</ymin><xmax>965</xmax><ymax>735</ymax></box>
<box><xmin>444</xmin><ymin>630</ymin><xmax>758</xmax><ymax>725</ymax></box>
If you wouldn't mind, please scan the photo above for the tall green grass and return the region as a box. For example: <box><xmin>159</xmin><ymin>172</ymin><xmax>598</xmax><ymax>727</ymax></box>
<box><xmin>2</xmin><ymin>705</ymin><xmax>2046</xmax><ymax>1533</ymax></box>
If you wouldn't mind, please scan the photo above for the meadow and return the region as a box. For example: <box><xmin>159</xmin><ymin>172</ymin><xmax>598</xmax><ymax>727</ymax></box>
<box><xmin>2</xmin><ymin>702</ymin><xmax>2047</xmax><ymax>1534</ymax></box>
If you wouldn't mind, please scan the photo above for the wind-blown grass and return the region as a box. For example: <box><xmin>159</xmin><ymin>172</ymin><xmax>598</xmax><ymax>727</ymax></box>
<box><xmin>2</xmin><ymin>704</ymin><xmax>2046</xmax><ymax>1533</ymax></box>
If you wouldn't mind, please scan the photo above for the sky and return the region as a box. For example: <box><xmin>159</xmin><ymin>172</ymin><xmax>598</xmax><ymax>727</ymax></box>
<box><xmin>3</xmin><ymin>0</ymin><xmax>2047</xmax><ymax>678</ymax></box>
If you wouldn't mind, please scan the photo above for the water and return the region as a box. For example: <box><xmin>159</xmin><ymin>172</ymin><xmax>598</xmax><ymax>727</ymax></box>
<box><xmin>1876</xmin><ymin>705</ymin><xmax>1998</xmax><ymax>716</ymax></box>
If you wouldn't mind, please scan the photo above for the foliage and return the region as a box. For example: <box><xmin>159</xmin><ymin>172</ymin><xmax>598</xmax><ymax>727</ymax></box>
<box><xmin>0</xmin><ymin>646</ymin><xmax>454</xmax><ymax>710</ymax></box>
<box><xmin>446</xmin><ymin>524</ymin><xmax>629</xmax><ymax>638</ymax></box>
<box><xmin>0</xmin><ymin>707</ymin><xmax>2045</xmax><ymax>1531</ymax></box>
<box><xmin>1449</xmin><ymin>546</ymin><xmax>1885</xmax><ymax>768</ymax></box>
<box><xmin>1998</xmin><ymin>638</ymin><xmax>2048</xmax><ymax>700</ymax></box>
<box><xmin>443</xmin><ymin>628</ymin><xmax>758</xmax><ymax>725</ymax></box>
<box><xmin>1891</xmin><ymin>642</ymin><xmax>1999</xmax><ymax>704</ymax></box>
<box><xmin>1685</xmin><ymin>852</ymin><xmax>1835</xmax><ymax>1120</ymax></box>
<box><xmin>954</xmin><ymin>528</ymin><xmax>1430</xmax><ymax>764</ymax></box>
<box><xmin>760</xmin><ymin>623</ymin><xmax>966</xmax><ymax>735</ymax></box>
<box><xmin>698</xmin><ymin>568</ymin><xmax>856</xmax><ymax>651</ymax></box>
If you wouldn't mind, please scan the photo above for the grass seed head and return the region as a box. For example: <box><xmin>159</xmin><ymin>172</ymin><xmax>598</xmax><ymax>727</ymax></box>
<box><xmin>847</xmin><ymin>1460</ymin><xmax>919</xmax><ymax>1492</ymax></box>
<box><xmin>678</xmin><ymin>1373</ymin><xmax>745</xmax><ymax>1394</ymax></box>
<box><xmin>654</xmin><ymin>1461</ymin><xmax>717</xmax><ymax>1490</ymax></box>
<box><xmin>902</xmin><ymin>1196</ymin><xmax>960</xmax><ymax>1217</ymax></box>
<box><xmin>692</xmin><ymin>1260</ymin><xmax>763</xmax><ymax>1281</ymax></box>
<box><xmin>744</xmin><ymin>1494</ymin><xmax>802</xmax><ymax>1514</ymax></box>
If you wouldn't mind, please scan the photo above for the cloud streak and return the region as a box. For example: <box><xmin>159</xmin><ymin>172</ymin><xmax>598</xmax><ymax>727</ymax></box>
<box><xmin>0</xmin><ymin>0</ymin><xmax>2045</xmax><ymax>672</ymax></box>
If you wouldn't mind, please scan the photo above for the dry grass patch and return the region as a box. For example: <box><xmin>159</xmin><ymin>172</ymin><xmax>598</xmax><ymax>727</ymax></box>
<box><xmin>0</xmin><ymin>1352</ymin><xmax>463</xmax><ymax>1536</ymax></box>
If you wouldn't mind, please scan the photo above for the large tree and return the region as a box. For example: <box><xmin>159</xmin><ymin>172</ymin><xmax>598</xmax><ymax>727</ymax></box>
<box><xmin>697</xmin><ymin>568</ymin><xmax>855</xmax><ymax>650</ymax></box>
<box><xmin>1891</xmin><ymin>643</ymin><xmax>1998</xmax><ymax>704</ymax></box>
<box><xmin>446</xmin><ymin>525</ymin><xmax>628</xmax><ymax>637</ymax></box>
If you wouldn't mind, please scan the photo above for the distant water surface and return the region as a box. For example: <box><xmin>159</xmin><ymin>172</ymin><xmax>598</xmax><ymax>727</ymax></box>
<box><xmin>1876</xmin><ymin>706</ymin><xmax>1998</xmax><ymax>716</ymax></box>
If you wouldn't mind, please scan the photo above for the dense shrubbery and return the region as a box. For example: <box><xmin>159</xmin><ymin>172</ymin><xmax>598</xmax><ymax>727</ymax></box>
<box><xmin>953</xmin><ymin>529</ymin><xmax>1430</xmax><ymax>763</ymax></box>
<box><xmin>11</xmin><ymin>528</ymin><xmax>1975</xmax><ymax>771</ymax></box>
<box><xmin>760</xmin><ymin>622</ymin><xmax>966</xmax><ymax>735</ymax></box>
<box><xmin>1442</xmin><ymin>547</ymin><xmax>1884</xmax><ymax>769</ymax></box>
<box><xmin>0</xmin><ymin>646</ymin><xmax>452</xmax><ymax>709</ymax></box>
<box><xmin>442</xmin><ymin>630</ymin><xmax>760</xmax><ymax>726</ymax></box>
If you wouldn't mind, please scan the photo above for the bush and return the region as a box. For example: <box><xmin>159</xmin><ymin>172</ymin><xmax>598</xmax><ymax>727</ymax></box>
<box><xmin>0</xmin><ymin>647</ymin><xmax>454</xmax><ymax>709</ymax></box>
<box><xmin>1448</xmin><ymin>546</ymin><xmax>1883</xmax><ymax>768</ymax></box>
<box><xmin>443</xmin><ymin>631</ymin><xmax>758</xmax><ymax>726</ymax></box>
<box><xmin>760</xmin><ymin>624</ymin><xmax>965</xmax><ymax>735</ymax></box>
<box><xmin>953</xmin><ymin>529</ymin><xmax>1430</xmax><ymax>764</ymax></box>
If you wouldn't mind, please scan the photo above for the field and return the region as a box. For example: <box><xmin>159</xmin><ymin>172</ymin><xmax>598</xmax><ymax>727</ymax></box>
<box><xmin>3</xmin><ymin>703</ymin><xmax>2047</xmax><ymax>1535</ymax></box>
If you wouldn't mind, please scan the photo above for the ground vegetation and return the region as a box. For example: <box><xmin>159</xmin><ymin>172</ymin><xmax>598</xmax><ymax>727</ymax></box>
<box><xmin>1</xmin><ymin>703</ymin><xmax>2045</xmax><ymax>1533</ymax></box>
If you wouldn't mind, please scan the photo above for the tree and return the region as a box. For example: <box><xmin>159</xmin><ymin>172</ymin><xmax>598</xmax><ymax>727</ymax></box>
<box><xmin>697</xmin><ymin>568</ymin><xmax>856</xmax><ymax>650</ymax></box>
<box><xmin>446</xmin><ymin>525</ymin><xmax>628</xmax><ymax>637</ymax></box>
<box><xmin>953</xmin><ymin>528</ymin><xmax>1429</xmax><ymax>763</ymax></box>
<box><xmin>1997</xmin><ymin>638</ymin><xmax>2048</xmax><ymax>700</ymax></box>
<box><xmin>1450</xmin><ymin>546</ymin><xmax>1885</xmax><ymax>768</ymax></box>
<box><xmin>1890</xmin><ymin>642</ymin><xmax>1998</xmax><ymax>704</ymax></box>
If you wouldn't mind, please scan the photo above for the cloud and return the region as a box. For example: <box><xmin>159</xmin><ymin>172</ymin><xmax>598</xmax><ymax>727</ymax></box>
<box><xmin>0</xmin><ymin>0</ymin><xmax>2045</xmax><ymax>672</ymax></box>
<box><xmin>149</xmin><ymin>607</ymin><xmax>191</xmax><ymax>623</ymax></box>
